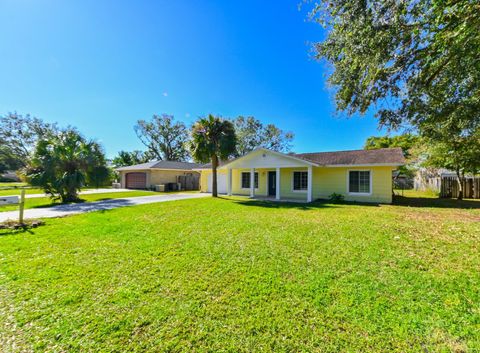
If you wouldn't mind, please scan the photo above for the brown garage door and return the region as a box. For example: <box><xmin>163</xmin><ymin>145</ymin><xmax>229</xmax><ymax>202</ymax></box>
<box><xmin>126</xmin><ymin>172</ymin><xmax>146</xmax><ymax>189</ymax></box>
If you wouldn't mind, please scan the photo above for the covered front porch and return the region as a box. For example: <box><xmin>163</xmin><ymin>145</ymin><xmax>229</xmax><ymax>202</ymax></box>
<box><xmin>222</xmin><ymin>149</ymin><xmax>318</xmax><ymax>203</ymax></box>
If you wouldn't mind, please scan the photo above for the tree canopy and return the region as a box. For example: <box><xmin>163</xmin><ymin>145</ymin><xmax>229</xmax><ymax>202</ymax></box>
<box><xmin>309</xmin><ymin>0</ymin><xmax>480</xmax><ymax>130</ymax></box>
<box><xmin>25</xmin><ymin>129</ymin><xmax>109</xmax><ymax>202</ymax></box>
<box><xmin>422</xmin><ymin>120</ymin><xmax>480</xmax><ymax>199</ymax></box>
<box><xmin>135</xmin><ymin>114</ymin><xmax>190</xmax><ymax>161</ymax></box>
<box><xmin>190</xmin><ymin>115</ymin><xmax>237</xmax><ymax>197</ymax></box>
<box><xmin>112</xmin><ymin>150</ymin><xmax>152</xmax><ymax>167</ymax></box>
<box><xmin>232</xmin><ymin>116</ymin><xmax>294</xmax><ymax>157</ymax></box>
<box><xmin>0</xmin><ymin>112</ymin><xmax>58</xmax><ymax>170</ymax></box>
<box><xmin>364</xmin><ymin>134</ymin><xmax>420</xmax><ymax>159</ymax></box>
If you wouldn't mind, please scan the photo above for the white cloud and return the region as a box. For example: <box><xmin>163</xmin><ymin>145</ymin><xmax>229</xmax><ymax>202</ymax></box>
<box><xmin>162</xmin><ymin>92</ymin><xmax>168</xmax><ymax>97</ymax></box>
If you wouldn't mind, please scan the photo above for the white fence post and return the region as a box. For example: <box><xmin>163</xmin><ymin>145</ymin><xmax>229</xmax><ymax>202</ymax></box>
<box><xmin>19</xmin><ymin>189</ymin><xmax>25</xmax><ymax>224</ymax></box>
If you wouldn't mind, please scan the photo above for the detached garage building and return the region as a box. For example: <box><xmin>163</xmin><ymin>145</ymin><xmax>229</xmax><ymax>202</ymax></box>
<box><xmin>117</xmin><ymin>161</ymin><xmax>202</xmax><ymax>190</ymax></box>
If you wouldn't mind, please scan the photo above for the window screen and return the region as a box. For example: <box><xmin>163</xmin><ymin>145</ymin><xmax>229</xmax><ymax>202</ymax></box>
<box><xmin>349</xmin><ymin>171</ymin><xmax>370</xmax><ymax>193</ymax></box>
<box><xmin>241</xmin><ymin>172</ymin><xmax>258</xmax><ymax>188</ymax></box>
<box><xmin>293</xmin><ymin>171</ymin><xmax>308</xmax><ymax>191</ymax></box>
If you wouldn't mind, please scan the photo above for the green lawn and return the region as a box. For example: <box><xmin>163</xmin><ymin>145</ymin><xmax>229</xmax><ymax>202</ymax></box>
<box><xmin>0</xmin><ymin>195</ymin><xmax>479</xmax><ymax>352</ymax></box>
<box><xmin>0</xmin><ymin>182</ymin><xmax>28</xmax><ymax>188</ymax></box>
<box><xmin>0</xmin><ymin>187</ymin><xmax>47</xmax><ymax>196</ymax></box>
<box><xmin>0</xmin><ymin>190</ymin><xmax>157</xmax><ymax>212</ymax></box>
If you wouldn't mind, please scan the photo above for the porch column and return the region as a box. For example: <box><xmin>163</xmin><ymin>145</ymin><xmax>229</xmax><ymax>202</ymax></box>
<box><xmin>227</xmin><ymin>168</ymin><xmax>232</xmax><ymax>196</ymax></box>
<box><xmin>307</xmin><ymin>166</ymin><xmax>313</xmax><ymax>202</ymax></box>
<box><xmin>250</xmin><ymin>168</ymin><xmax>255</xmax><ymax>198</ymax></box>
<box><xmin>276</xmin><ymin>167</ymin><xmax>280</xmax><ymax>200</ymax></box>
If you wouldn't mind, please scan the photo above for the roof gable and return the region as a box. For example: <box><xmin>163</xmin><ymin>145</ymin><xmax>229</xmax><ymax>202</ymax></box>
<box><xmin>221</xmin><ymin>148</ymin><xmax>317</xmax><ymax>169</ymax></box>
<box><xmin>195</xmin><ymin>147</ymin><xmax>405</xmax><ymax>170</ymax></box>
<box><xmin>294</xmin><ymin>148</ymin><xmax>405</xmax><ymax>166</ymax></box>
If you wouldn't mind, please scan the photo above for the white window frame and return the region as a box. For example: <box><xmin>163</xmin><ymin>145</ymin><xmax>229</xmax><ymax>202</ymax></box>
<box><xmin>291</xmin><ymin>170</ymin><xmax>308</xmax><ymax>193</ymax></box>
<box><xmin>240</xmin><ymin>171</ymin><xmax>259</xmax><ymax>190</ymax></box>
<box><xmin>347</xmin><ymin>169</ymin><xmax>373</xmax><ymax>196</ymax></box>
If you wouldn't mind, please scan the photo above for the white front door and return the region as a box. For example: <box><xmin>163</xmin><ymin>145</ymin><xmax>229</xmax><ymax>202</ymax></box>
<box><xmin>207</xmin><ymin>173</ymin><xmax>227</xmax><ymax>194</ymax></box>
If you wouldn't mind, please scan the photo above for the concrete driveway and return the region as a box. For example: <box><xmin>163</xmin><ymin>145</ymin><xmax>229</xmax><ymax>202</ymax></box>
<box><xmin>0</xmin><ymin>193</ymin><xmax>209</xmax><ymax>222</ymax></box>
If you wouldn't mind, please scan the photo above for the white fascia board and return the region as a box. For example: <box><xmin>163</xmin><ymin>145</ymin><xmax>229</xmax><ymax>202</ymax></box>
<box><xmin>219</xmin><ymin>148</ymin><xmax>318</xmax><ymax>169</ymax></box>
<box><xmin>324</xmin><ymin>163</ymin><xmax>403</xmax><ymax>168</ymax></box>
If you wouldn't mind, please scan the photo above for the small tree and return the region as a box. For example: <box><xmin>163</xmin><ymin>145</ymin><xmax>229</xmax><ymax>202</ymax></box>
<box><xmin>135</xmin><ymin>114</ymin><xmax>190</xmax><ymax>161</ymax></box>
<box><xmin>190</xmin><ymin>115</ymin><xmax>237</xmax><ymax>197</ymax></box>
<box><xmin>424</xmin><ymin>122</ymin><xmax>480</xmax><ymax>200</ymax></box>
<box><xmin>112</xmin><ymin>150</ymin><xmax>152</xmax><ymax>167</ymax></box>
<box><xmin>232</xmin><ymin>116</ymin><xmax>294</xmax><ymax>156</ymax></box>
<box><xmin>25</xmin><ymin>129</ymin><xmax>108</xmax><ymax>202</ymax></box>
<box><xmin>364</xmin><ymin>134</ymin><xmax>421</xmax><ymax>180</ymax></box>
<box><xmin>86</xmin><ymin>166</ymin><xmax>112</xmax><ymax>189</ymax></box>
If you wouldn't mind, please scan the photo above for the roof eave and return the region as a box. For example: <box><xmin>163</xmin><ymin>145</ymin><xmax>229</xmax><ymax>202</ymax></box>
<box><xmin>324</xmin><ymin>163</ymin><xmax>404</xmax><ymax>168</ymax></box>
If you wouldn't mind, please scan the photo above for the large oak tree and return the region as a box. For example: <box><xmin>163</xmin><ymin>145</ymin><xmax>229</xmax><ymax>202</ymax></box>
<box><xmin>309</xmin><ymin>0</ymin><xmax>479</xmax><ymax>130</ymax></box>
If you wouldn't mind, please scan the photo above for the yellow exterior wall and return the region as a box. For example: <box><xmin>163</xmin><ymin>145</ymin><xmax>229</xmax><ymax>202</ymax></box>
<box><xmin>200</xmin><ymin>169</ymin><xmax>227</xmax><ymax>192</ymax></box>
<box><xmin>312</xmin><ymin>166</ymin><xmax>394</xmax><ymax>203</ymax></box>
<box><xmin>200</xmin><ymin>166</ymin><xmax>394</xmax><ymax>203</ymax></box>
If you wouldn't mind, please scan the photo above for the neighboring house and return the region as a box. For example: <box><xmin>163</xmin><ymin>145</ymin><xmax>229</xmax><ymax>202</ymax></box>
<box><xmin>195</xmin><ymin>148</ymin><xmax>405</xmax><ymax>203</ymax></box>
<box><xmin>0</xmin><ymin>170</ymin><xmax>20</xmax><ymax>182</ymax></box>
<box><xmin>414</xmin><ymin>168</ymin><xmax>480</xmax><ymax>198</ymax></box>
<box><xmin>116</xmin><ymin>161</ymin><xmax>202</xmax><ymax>190</ymax></box>
<box><xmin>413</xmin><ymin>168</ymin><xmax>450</xmax><ymax>192</ymax></box>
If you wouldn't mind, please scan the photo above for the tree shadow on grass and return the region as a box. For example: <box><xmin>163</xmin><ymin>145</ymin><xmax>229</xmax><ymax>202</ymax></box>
<box><xmin>394</xmin><ymin>195</ymin><xmax>480</xmax><ymax>209</ymax></box>
<box><xmin>31</xmin><ymin>198</ymin><xmax>116</xmax><ymax>209</ymax></box>
<box><xmin>225</xmin><ymin>197</ymin><xmax>380</xmax><ymax>210</ymax></box>
<box><xmin>0</xmin><ymin>226</ymin><xmax>36</xmax><ymax>237</ymax></box>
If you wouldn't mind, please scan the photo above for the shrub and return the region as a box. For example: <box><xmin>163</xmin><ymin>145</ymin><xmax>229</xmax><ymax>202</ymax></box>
<box><xmin>329</xmin><ymin>192</ymin><xmax>344</xmax><ymax>203</ymax></box>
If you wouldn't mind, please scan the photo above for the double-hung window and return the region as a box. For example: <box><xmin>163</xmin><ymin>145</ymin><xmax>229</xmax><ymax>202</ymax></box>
<box><xmin>293</xmin><ymin>171</ymin><xmax>308</xmax><ymax>191</ymax></box>
<box><xmin>348</xmin><ymin>171</ymin><xmax>371</xmax><ymax>194</ymax></box>
<box><xmin>241</xmin><ymin>172</ymin><xmax>258</xmax><ymax>189</ymax></box>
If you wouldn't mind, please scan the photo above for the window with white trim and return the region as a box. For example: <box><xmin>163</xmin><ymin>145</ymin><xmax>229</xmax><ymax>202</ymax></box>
<box><xmin>241</xmin><ymin>172</ymin><xmax>258</xmax><ymax>189</ymax></box>
<box><xmin>293</xmin><ymin>171</ymin><xmax>308</xmax><ymax>191</ymax></box>
<box><xmin>349</xmin><ymin>171</ymin><xmax>371</xmax><ymax>193</ymax></box>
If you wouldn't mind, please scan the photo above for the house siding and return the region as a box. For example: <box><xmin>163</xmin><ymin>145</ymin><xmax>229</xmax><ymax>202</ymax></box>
<box><xmin>200</xmin><ymin>166</ymin><xmax>394</xmax><ymax>203</ymax></box>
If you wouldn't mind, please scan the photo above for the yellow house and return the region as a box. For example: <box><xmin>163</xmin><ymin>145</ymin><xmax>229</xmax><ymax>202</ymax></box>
<box><xmin>196</xmin><ymin>148</ymin><xmax>405</xmax><ymax>204</ymax></box>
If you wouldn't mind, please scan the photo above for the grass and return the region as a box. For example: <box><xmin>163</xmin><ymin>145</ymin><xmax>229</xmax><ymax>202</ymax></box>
<box><xmin>0</xmin><ymin>182</ymin><xmax>28</xmax><ymax>188</ymax></box>
<box><xmin>0</xmin><ymin>194</ymin><xmax>479</xmax><ymax>352</ymax></box>
<box><xmin>0</xmin><ymin>187</ymin><xmax>46</xmax><ymax>195</ymax></box>
<box><xmin>0</xmin><ymin>190</ymin><xmax>157</xmax><ymax>212</ymax></box>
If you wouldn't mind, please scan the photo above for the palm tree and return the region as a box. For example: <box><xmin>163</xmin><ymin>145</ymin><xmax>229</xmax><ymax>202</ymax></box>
<box><xmin>25</xmin><ymin>129</ymin><xmax>109</xmax><ymax>202</ymax></box>
<box><xmin>190</xmin><ymin>115</ymin><xmax>236</xmax><ymax>197</ymax></box>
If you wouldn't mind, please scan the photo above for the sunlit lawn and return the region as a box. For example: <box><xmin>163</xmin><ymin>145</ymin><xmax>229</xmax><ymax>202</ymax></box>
<box><xmin>0</xmin><ymin>182</ymin><xmax>28</xmax><ymax>188</ymax></box>
<box><xmin>0</xmin><ymin>193</ymin><xmax>479</xmax><ymax>352</ymax></box>
<box><xmin>0</xmin><ymin>191</ymin><xmax>157</xmax><ymax>212</ymax></box>
<box><xmin>0</xmin><ymin>188</ymin><xmax>45</xmax><ymax>195</ymax></box>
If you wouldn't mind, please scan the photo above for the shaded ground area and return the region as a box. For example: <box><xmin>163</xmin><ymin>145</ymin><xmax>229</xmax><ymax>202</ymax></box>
<box><xmin>393</xmin><ymin>189</ymin><xmax>480</xmax><ymax>209</ymax></box>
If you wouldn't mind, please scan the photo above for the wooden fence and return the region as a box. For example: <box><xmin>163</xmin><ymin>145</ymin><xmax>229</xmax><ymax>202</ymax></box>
<box><xmin>440</xmin><ymin>176</ymin><xmax>480</xmax><ymax>199</ymax></box>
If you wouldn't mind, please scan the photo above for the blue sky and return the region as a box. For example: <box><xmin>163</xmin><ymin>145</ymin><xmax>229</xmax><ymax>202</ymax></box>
<box><xmin>0</xmin><ymin>0</ymin><xmax>387</xmax><ymax>158</ymax></box>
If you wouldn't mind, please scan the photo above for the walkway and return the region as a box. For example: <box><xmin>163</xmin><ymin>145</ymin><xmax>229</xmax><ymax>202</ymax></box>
<box><xmin>0</xmin><ymin>193</ymin><xmax>209</xmax><ymax>222</ymax></box>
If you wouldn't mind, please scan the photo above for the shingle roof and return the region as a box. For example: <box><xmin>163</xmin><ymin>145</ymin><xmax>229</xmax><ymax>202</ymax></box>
<box><xmin>116</xmin><ymin>160</ymin><xmax>203</xmax><ymax>171</ymax></box>
<box><xmin>196</xmin><ymin>148</ymin><xmax>405</xmax><ymax>169</ymax></box>
<box><xmin>293</xmin><ymin>148</ymin><xmax>405</xmax><ymax>166</ymax></box>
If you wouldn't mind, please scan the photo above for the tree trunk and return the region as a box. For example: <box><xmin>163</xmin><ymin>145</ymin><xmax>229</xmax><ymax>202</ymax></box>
<box><xmin>211</xmin><ymin>154</ymin><xmax>218</xmax><ymax>197</ymax></box>
<box><xmin>456</xmin><ymin>170</ymin><xmax>464</xmax><ymax>200</ymax></box>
